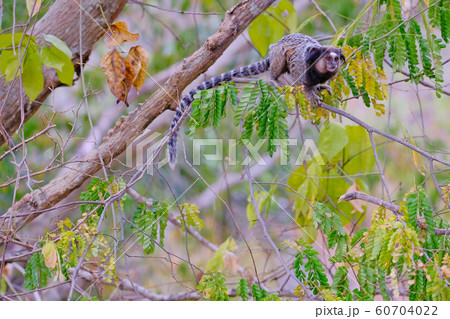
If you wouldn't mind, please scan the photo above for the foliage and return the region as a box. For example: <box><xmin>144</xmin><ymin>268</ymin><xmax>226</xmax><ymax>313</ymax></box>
<box><xmin>288</xmin><ymin>185</ymin><xmax>450</xmax><ymax>301</ymax></box>
<box><xmin>287</xmin><ymin>124</ymin><xmax>373</xmax><ymax>228</ymax></box>
<box><xmin>294</xmin><ymin>240</ymin><xmax>330</xmax><ymax>296</ymax></box>
<box><xmin>0</xmin><ymin>32</ymin><xmax>74</xmax><ymax>99</ymax></box>
<box><xmin>248</xmin><ymin>0</ymin><xmax>297</xmax><ymax>55</ymax></box>
<box><xmin>189</xmin><ymin>82</ymin><xmax>237</xmax><ymax>135</ymax></box>
<box><xmin>189</xmin><ymin>80</ymin><xmax>290</xmax><ymax>160</ymax></box>
<box><xmin>197</xmin><ymin>271</ymin><xmax>229</xmax><ymax>301</ymax></box>
<box><xmin>100</xmin><ymin>21</ymin><xmax>149</xmax><ymax>105</ymax></box>
<box><xmin>2</xmin><ymin>0</ymin><xmax>449</xmax><ymax>302</ymax></box>
<box><xmin>236</xmin><ymin>278</ymin><xmax>249</xmax><ymax>301</ymax></box>
<box><xmin>246</xmin><ymin>183</ymin><xmax>277</xmax><ymax>229</ymax></box>
<box><xmin>176</xmin><ymin>203</ymin><xmax>204</xmax><ymax>231</ymax></box>
<box><xmin>205</xmin><ymin>237</ymin><xmax>238</xmax><ymax>272</ymax></box>
<box><xmin>132</xmin><ymin>200</ymin><xmax>169</xmax><ymax>255</ymax></box>
<box><xmin>79</xmin><ymin>177</ymin><xmax>114</xmax><ymax>217</ymax></box>
<box><xmin>24</xmin><ymin>252</ymin><xmax>52</xmax><ymax>291</ymax></box>
<box><xmin>251</xmin><ymin>284</ymin><xmax>280</xmax><ymax>301</ymax></box>
<box><xmin>312</xmin><ymin>203</ymin><xmax>348</xmax><ymax>260</ymax></box>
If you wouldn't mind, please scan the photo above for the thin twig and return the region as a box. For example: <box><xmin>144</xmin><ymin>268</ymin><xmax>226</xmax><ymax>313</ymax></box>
<box><xmin>339</xmin><ymin>191</ymin><xmax>450</xmax><ymax>235</ymax></box>
<box><xmin>128</xmin><ymin>0</ymin><xmax>221</xmax><ymax>15</ymax></box>
<box><xmin>311</xmin><ymin>0</ymin><xmax>337</xmax><ymax>32</ymax></box>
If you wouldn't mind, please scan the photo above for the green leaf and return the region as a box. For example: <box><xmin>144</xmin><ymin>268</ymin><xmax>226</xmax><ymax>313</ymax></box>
<box><xmin>79</xmin><ymin>177</ymin><xmax>112</xmax><ymax>217</ymax></box>
<box><xmin>251</xmin><ymin>284</ymin><xmax>268</xmax><ymax>301</ymax></box>
<box><xmin>197</xmin><ymin>272</ymin><xmax>229</xmax><ymax>301</ymax></box>
<box><xmin>22</xmin><ymin>50</ymin><xmax>43</xmax><ymax>100</ymax></box>
<box><xmin>287</xmin><ymin>164</ymin><xmax>307</xmax><ymax>192</ymax></box>
<box><xmin>248</xmin><ymin>14</ymin><xmax>284</xmax><ymax>56</ymax></box>
<box><xmin>40</xmin><ymin>39</ymin><xmax>74</xmax><ymax>86</ymax></box>
<box><xmin>205</xmin><ymin>237</ymin><xmax>236</xmax><ymax>272</ymax></box>
<box><xmin>132</xmin><ymin>201</ymin><xmax>169</xmax><ymax>255</ymax></box>
<box><xmin>177</xmin><ymin>203</ymin><xmax>204</xmax><ymax>231</ymax></box>
<box><xmin>344</xmin><ymin>125</ymin><xmax>375</xmax><ymax>174</ymax></box>
<box><xmin>0</xmin><ymin>50</ymin><xmax>20</xmax><ymax>83</ymax></box>
<box><xmin>40</xmin><ymin>46</ymin><xmax>65</xmax><ymax>72</ymax></box>
<box><xmin>318</xmin><ymin>121</ymin><xmax>349</xmax><ymax>161</ymax></box>
<box><xmin>56</xmin><ymin>55</ymin><xmax>75</xmax><ymax>86</ymax></box>
<box><xmin>268</xmin><ymin>0</ymin><xmax>297</xmax><ymax>32</ymax></box>
<box><xmin>312</xmin><ymin>202</ymin><xmax>348</xmax><ymax>260</ymax></box>
<box><xmin>236</xmin><ymin>279</ymin><xmax>249</xmax><ymax>301</ymax></box>
<box><xmin>246</xmin><ymin>184</ymin><xmax>277</xmax><ymax>229</ymax></box>
<box><xmin>24</xmin><ymin>252</ymin><xmax>52</xmax><ymax>290</ymax></box>
<box><xmin>43</xmin><ymin>34</ymin><xmax>72</xmax><ymax>59</ymax></box>
<box><xmin>0</xmin><ymin>33</ymin><xmax>32</xmax><ymax>49</ymax></box>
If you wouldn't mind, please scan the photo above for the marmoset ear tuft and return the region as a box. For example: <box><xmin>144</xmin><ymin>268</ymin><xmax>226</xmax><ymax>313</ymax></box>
<box><xmin>339</xmin><ymin>48</ymin><xmax>346</xmax><ymax>63</ymax></box>
<box><xmin>305</xmin><ymin>46</ymin><xmax>322</xmax><ymax>66</ymax></box>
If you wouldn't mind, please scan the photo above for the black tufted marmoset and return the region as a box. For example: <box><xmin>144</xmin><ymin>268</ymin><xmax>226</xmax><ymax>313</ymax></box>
<box><xmin>167</xmin><ymin>33</ymin><xmax>345</xmax><ymax>168</ymax></box>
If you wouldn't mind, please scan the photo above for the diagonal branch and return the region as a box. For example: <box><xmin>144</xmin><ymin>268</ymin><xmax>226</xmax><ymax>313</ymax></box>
<box><xmin>319</xmin><ymin>103</ymin><xmax>450</xmax><ymax>167</ymax></box>
<box><xmin>339</xmin><ymin>191</ymin><xmax>450</xmax><ymax>236</ymax></box>
<box><xmin>1</xmin><ymin>0</ymin><xmax>277</xmax><ymax>232</ymax></box>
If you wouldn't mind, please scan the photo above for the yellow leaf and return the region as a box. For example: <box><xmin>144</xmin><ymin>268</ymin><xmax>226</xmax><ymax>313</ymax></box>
<box><xmin>26</xmin><ymin>0</ymin><xmax>42</xmax><ymax>17</ymax></box>
<box><xmin>42</xmin><ymin>241</ymin><xmax>57</xmax><ymax>268</ymax></box>
<box><xmin>104</xmin><ymin>21</ymin><xmax>139</xmax><ymax>49</ymax></box>
<box><xmin>408</xmin><ymin>136</ymin><xmax>427</xmax><ymax>176</ymax></box>
<box><xmin>442</xmin><ymin>184</ymin><xmax>450</xmax><ymax>207</ymax></box>
<box><xmin>126</xmin><ymin>46</ymin><xmax>149</xmax><ymax>92</ymax></box>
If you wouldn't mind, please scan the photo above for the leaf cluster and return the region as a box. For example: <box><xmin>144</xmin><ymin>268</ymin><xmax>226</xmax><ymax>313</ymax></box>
<box><xmin>132</xmin><ymin>201</ymin><xmax>169</xmax><ymax>255</ymax></box>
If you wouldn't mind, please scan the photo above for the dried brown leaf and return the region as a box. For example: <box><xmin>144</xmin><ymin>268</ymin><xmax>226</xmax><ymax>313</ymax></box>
<box><xmin>223</xmin><ymin>251</ymin><xmax>239</xmax><ymax>273</ymax></box>
<box><xmin>126</xmin><ymin>45</ymin><xmax>149</xmax><ymax>92</ymax></box>
<box><xmin>100</xmin><ymin>49</ymin><xmax>135</xmax><ymax>106</ymax></box>
<box><xmin>104</xmin><ymin>21</ymin><xmax>140</xmax><ymax>49</ymax></box>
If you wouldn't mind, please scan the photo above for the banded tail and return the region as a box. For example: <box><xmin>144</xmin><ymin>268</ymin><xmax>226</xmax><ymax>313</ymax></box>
<box><xmin>167</xmin><ymin>58</ymin><xmax>271</xmax><ymax>168</ymax></box>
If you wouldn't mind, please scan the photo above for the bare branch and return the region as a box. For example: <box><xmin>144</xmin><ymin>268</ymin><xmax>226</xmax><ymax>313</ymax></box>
<box><xmin>319</xmin><ymin>103</ymin><xmax>450</xmax><ymax>167</ymax></box>
<box><xmin>339</xmin><ymin>191</ymin><xmax>450</xmax><ymax>235</ymax></box>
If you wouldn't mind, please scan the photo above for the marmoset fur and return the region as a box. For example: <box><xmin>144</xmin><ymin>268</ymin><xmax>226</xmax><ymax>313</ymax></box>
<box><xmin>167</xmin><ymin>33</ymin><xmax>345</xmax><ymax>168</ymax></box>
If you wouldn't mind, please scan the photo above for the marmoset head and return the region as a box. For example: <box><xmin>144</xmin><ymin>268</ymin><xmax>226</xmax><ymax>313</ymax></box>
<box><xmin>306</xmin><ymin>46</ymin><xmax>345</xmax><ymax>75</ymax></box>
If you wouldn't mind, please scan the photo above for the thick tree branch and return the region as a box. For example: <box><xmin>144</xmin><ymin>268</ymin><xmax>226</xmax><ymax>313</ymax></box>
<box><xmin>0</xmin><ymin>0</ymin><xmax>127</xmax><ymax>146</ymax></box>
<box><xmin>1</xmin><ymin>0</ymin><xmax>277</xmax><ymax>231</ymax></box>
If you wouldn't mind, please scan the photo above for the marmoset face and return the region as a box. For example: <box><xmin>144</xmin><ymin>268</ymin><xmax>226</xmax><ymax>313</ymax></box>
<box><xmin>324</xmin><ymin>52</ymin><xmax>341</xmax><ymax>73</ymax></box>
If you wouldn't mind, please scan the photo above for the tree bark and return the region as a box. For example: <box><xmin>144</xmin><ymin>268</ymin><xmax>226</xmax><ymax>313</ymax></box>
<box><xmin>1</xmin><ymin>0</ymin><xmax>277</xmax><ymax>232</ymax></box>
<box><xmin>0</xmin><ymin>0</ymin><xmax>127</xmax><ymax>146</ymax></box>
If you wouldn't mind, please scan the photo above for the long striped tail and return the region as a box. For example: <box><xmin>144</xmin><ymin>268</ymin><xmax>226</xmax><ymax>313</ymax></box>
<box><xmin>167</xmin><ymin>58</ymin><xmax>271</xmax><ymax>169</ymax></box>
